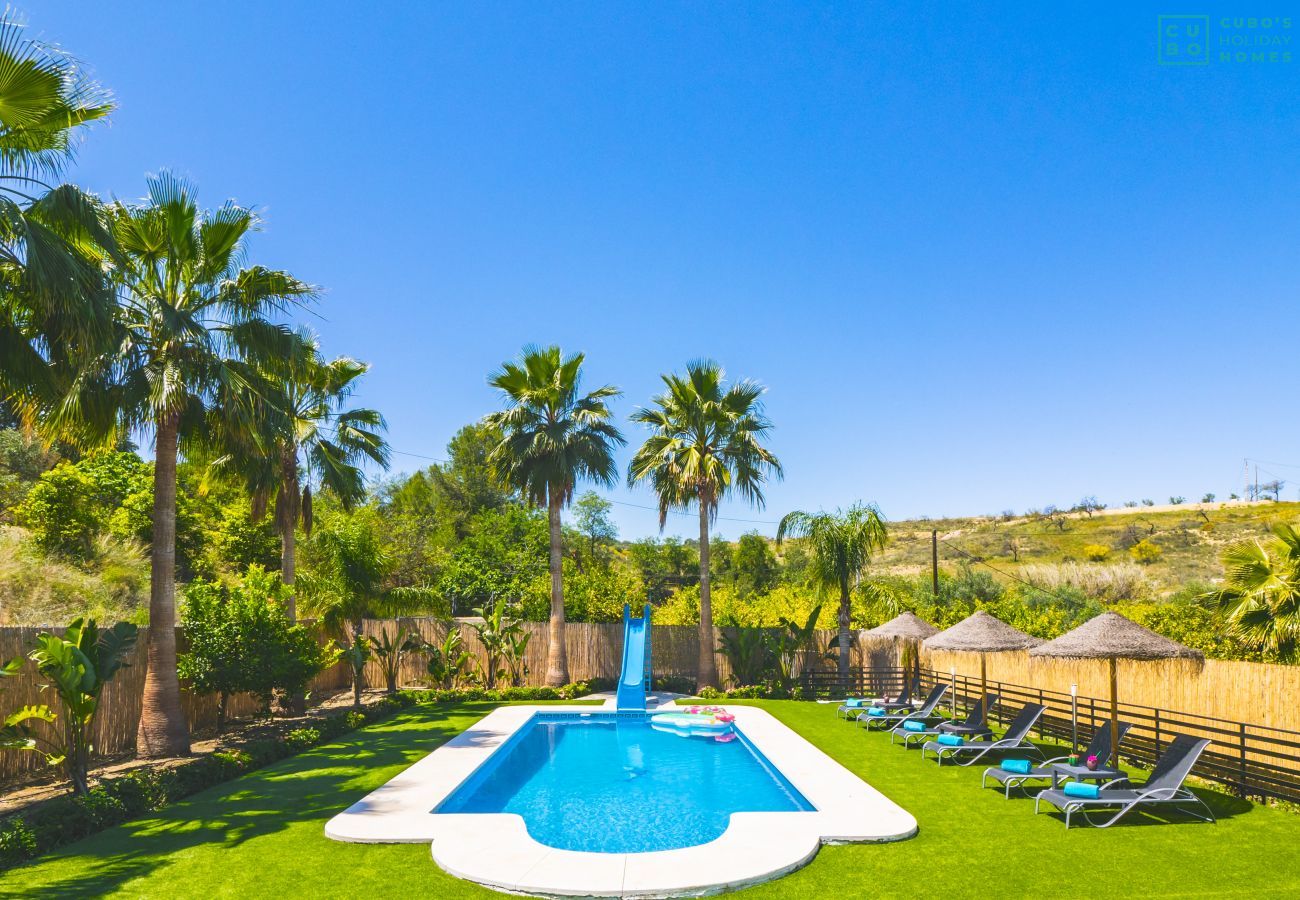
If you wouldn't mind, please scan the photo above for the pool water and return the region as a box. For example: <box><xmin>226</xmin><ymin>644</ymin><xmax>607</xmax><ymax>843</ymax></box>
<box><xmin>436</xmin><ymin>712</ymin><xmax>814</xmax><ymax>853</ymax></box>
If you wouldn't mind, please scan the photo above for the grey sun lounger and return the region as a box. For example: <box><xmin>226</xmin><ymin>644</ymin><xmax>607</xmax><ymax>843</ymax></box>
<box><xmin>837</xmin><ymin>678</ymin><xmax>918</xmax><ymax>720</ymax></box>
<box><xmin>871</xmin><ymin>676</ymin><xmax>922</xmax><ymax>712</ymax></box>
<box><xmin>1034</xmin><ymin>734</ymin><xmax>1215</xmax><ymax>828</ymax></box>
<box><xmin>890</xmin><ymin>693</ymin><xmax>999</xmax><ymax>747</ymax></box>
<box><xmin>983</xmin><ymin>720</ymin><xmax>1133</xmax><ymax>798</ymax></box>
<box><xmin>858</xmin><ymin>683</ymin><xmax>948</xmax><ymax>730</ymax></box>
<box><xmin>921</xmin><ymin>702</ymin><xmax>1046</xmax><ymax>765</ymax></box>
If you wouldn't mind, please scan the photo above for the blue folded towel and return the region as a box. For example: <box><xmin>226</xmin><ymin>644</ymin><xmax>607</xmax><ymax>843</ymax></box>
<box><xmin>1063</xmin><ymin>781</ymin><xmax>1100</xmax><ymax>799</ymax></box>
<box><xmin>866</xmin><ymin>706</ymin><xmax>886</xmax><ymax>716</ymax></box>
<box><xmin>902</xmin><ymin>720</ymin><xmax>927</xmax><ymax>732</ymax></box>
<box><xmin>936</xmin><ymin>733</ymin><xmax>965</xmax><ymax>746</ymax></box>
<box><xmin>1002</xmin><ymin>758</ymin><xmax>1032</xmax><ymax>774</ymax></box>
<box><xmin>844</xmin><ymin>698</ymin><xmax>863</xmax><ymax>708</ymax></box>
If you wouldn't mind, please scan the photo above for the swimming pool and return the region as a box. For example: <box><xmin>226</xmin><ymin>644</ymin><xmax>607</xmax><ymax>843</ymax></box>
<box><xmin>326</xmin><ymin>703</ymin><xmax>916</xmax><ymax>897</ymax></box>
<box><xmin>436</xmin><ymin>712</ymin><xmax>814</xmax><ymax>852</ymax></box>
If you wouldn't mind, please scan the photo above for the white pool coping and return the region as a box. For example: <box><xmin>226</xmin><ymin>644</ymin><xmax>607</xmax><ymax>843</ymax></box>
<box><xmin>325</xmin><ymin>705</ymin><xmax>916</xmax><ymax>897</ymax></box>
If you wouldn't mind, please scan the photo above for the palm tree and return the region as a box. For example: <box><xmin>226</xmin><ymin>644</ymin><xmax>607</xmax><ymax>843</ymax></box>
<box><xmin>628</xmin><ymin>361</ymin><xmax>782</xmax><ymax>688</ymax></box>
<box><xmin>777</xmin><ymin>504</ymin><xmax>888</xmax><ymax>685</ymax></box>
<box><xmin>1205</xmin><ymin>522</ymin><xmax>1300</xmax><ymax>661</ymax></box>
<box><xmin>484</xmin><ymin>345</ymin><xmax>623</xmax><ymax>686</ymax></box>
<box><xmin>209</xmin><ymin>331</ymin><xmax>389</xmax><ymax>619</ymax></box>
<box><xmin>48</xmin><ymin>173</ymin><xmax>313</xmax><ymax>757</ymax></box>
<box><xmin>0</xmin><ymin>15</ymin><xmax>116</xmax><ymax>409</ymax></box>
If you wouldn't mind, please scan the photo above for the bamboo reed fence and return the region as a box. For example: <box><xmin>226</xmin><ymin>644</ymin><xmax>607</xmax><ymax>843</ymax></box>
<box><xmin>0</xmin><ymin>626</ymin><xmax>348</xmax><ymax>784</ymax></box>
<box><xmin>4</xmin><ymin>621</ymin><xmax>1299</xmax><ymax>792</ymax></box>
<box><xmin>919</xmin><ymin>649</ymin><xmax>1300</xmax><ymax>734</ymax></box>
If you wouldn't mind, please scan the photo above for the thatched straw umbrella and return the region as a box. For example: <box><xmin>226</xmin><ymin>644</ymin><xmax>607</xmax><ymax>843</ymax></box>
<box><xmin>1031</xmin><ymin>612</ymin><xmax>1203</xmax><ymax>767</ymax></box>
<box><xmin>864</xmin><ymin>612</ymin><xmax>938</xmax><ymax>695</ymax></box>
<box><xmin>922</xmin><ymin>611</ymin><xmax>1043</xmax><ymax>725</ymax></box>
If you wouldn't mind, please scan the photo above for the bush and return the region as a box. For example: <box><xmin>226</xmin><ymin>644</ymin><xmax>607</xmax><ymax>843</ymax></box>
<box><xmin>403</xmin><ymin>682</ymin><xmax>594</xmax><ymax>704</ymax></box>
<box><xmin>1130</xmin><ymin>539</ymin><xmax>1163</xmax><ymax>564</ymax></box>
<box><xmin>651</xmin><ymin>675</ymin><xmax>696</xmax><ymax>694</ymax></box>
<box><xmin>179</xmin><ymin>568</ymin><xmax>335</xmax><ymax>726</ymax></box>
<box><xmin>282</xmin><ymin>727</ymin><xmax>321</xmax><ymax>753</ymax></box>
<box><xmin>0</xmin><ymin>818</ymin><xmax>36</xmax><ymax>865</ymax></box>
<box><xmin>1081</xmin><ymin>544</ymin><xmax>1111</xmax><ymax>562</ymax></box>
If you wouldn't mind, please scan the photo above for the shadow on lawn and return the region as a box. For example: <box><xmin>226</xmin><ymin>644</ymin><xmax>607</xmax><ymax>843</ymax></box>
<box><xmin>0</xmin><ymin>708</ymin><xmax>473</xmax><ymax>900</ymax></box>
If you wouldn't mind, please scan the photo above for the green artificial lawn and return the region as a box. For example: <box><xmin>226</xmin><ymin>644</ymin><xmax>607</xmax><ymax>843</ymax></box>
<box><xmin>3</xmin><ymin>700</ymin><xmax>1298</xmax><ymax>898</ymax></box>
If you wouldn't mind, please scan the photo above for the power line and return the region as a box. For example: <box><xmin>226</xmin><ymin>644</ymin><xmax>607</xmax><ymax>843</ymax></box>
<box><xmin>936</xmin><ymin>536</ymin><xmax>1091</xmax><ymax>607</ymax></box>
<box><xmin>386</xmin><ymin>446</ymin><xmax>781</xmax><ymax>526</ymax></box>
<box><xmin>1245</xmin><ymin>457</ymin><xmax>1300</xmax><ymax>471</ymax></box>
<box><xmin>605</xmin><ymin>498</ymin><xmax>780</xmax><ymax>527</ymax></box>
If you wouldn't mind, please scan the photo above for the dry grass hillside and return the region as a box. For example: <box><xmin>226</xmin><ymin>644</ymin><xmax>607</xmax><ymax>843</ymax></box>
<box><xmin>877</xmin><ymin>499</ymin><xmax>1300</xmax><ymax>594</ymax></box>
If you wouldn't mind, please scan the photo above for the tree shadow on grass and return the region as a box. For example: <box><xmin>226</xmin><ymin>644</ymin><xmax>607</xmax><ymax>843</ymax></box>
<box><xmin>0</xmin><ymin>709</ymin><xmax>474</xmax><ymax>900</ymax></box>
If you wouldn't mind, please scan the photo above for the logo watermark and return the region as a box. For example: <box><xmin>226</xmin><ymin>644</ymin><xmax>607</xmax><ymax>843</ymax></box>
<box><xmin>1158</xmin><ymin>14</ymin><xmax>1293</xmax><ymax>65</ymax></box>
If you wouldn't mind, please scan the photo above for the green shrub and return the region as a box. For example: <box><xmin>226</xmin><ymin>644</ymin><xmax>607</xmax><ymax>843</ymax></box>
<box><xmin>344</xmin><ymin>711</ymin><xmax>366</xmax><ymax>730</ymax></box>
<box><xmin>651</xmin><ymin>675</ymin><xmax>696</xmax><ymax>694</ymax></box>
<box><xmin>179</xmin><ymin>568</ymin><xmax>335</xmax><ymax>727</ymax></box>
<box><xmin>697</xmin><ymin>686</ymin><xmax>724</xmax><ymax>700</ymax></box>
<box><xmin>283</xmin><ymin>727</ymin><xmax>321</xmax><ymax>753</ymax></box>
<box><xmin>1082</xmin><ymin>544</ymin><xmax>1111</xmax><ymax>561</ymax></box>
<box><xmin>0</xmin><ymin>818</ymin><xmax>36</xmax><ymax>867</ymax></box>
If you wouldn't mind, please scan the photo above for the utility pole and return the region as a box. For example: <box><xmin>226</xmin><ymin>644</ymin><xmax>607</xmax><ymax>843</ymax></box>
<box><xmin>931</xmin><ymin>529</ymin><xmax>939</xmax><ymax>597</ymax></box>
<box><xmin>1244</xmin><ymin>459</ymin><xmax>1250</xmax><ymax>501</ymax></box>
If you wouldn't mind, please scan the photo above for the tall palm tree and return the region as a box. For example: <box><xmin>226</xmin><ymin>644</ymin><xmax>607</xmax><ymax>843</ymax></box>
<box><xmin>628</xmin><ymin>361</ymin><xmax>782</xmax><ymax>688</ymax></box>
<box><xmin>1205</xmin><ymin>522</ymin><xmax>1300</xmax><ymax>661</ymax></box>
<box><xmin>49</xmin><ymin>173</ymin><xmax>313</xmax><ymax>757</ymax></box>
<box><xmin>209</xmin><ymin>330</ymin><xmax>389</xmax><ymax>620</ymax></box>
<box><xmin>0</xmin><ymin>15</ymin><xmax>116</xmax><ymax>409</ymax></box>
<box><xmin>484</xmin><ymin>345</ymin><xmax>623</xmax><ymax>686</ymax></box>
<box><xmin>777</xmin><ymin>504</ymin><xmax>888</xmax><ymax>684</ymax></box>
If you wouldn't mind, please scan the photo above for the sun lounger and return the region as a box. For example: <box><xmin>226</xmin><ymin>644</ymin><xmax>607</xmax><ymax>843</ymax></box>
<box><xmin>890</xmin><ymin>693</ymin><xmax>999</xmax><ymax>747</ymax></box>
<box><xmin>983</xmin><ymin>721</ymin><xmax>1132</xmax><ymax>798</ymax></box>
<box><xmin>859</xmin><ymin>684</ymin><xmax>948</xmax><ymax>730</ymax></box>
<box><xmin>921</xmin><ymin>703</ymin><xmax>1046</xmax><ymax>765</ymax></box>
<box><xmin>1034</xmin><ymin>734</ymin><xmax>1215</xmax><ymax>828</ymax></box>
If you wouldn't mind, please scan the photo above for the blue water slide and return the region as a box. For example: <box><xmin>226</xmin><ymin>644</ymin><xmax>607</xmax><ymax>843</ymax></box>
<box><xmin>615</xmin><ymin>603</ymin><xmax>653</xmax><ymax>711</ymax></box>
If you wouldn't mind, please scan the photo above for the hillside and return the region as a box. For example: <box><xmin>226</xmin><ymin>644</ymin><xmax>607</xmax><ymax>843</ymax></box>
<box><xmin>877</xmin><ymin>499</ymin><xmax>1300</xmax><ymax>594</ymax></box>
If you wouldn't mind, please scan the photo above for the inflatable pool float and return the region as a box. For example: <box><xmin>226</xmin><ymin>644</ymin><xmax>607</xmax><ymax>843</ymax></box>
<box><xmin>650</xmin><ymin>708</ymin><xmax>736</xmax><ymax>741</ymax></box>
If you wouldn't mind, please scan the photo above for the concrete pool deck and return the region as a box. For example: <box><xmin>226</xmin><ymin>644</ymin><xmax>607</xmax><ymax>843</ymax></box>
<box><xmin>325</xmin><ymin>705</ymin><xmax>916</xmax><ymax>897</ymax></box>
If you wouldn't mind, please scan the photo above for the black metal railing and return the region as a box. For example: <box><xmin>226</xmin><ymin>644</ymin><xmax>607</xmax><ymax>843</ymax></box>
<box><xmin>801</xmin><ymin>665</ymin><xmax>1300</xmax><ymax>803</ymax></box>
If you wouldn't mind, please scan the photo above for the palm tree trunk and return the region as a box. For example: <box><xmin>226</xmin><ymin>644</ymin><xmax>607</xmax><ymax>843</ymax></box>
<box><xmin>280</xmin><ymin>450</ymin><xmax>299</xmax><ymax>620</ymax></box>
<box><xmin>544</xmin><ymin>489</ymin><xmax>568</xmax><ymax>686</ymax></box>
<box><xmin>837</xmin><ymin>578</ymin><xmax>852</xmax><ymax>687</ymax></box>
<box><xmin>351</xmin><ymin>619</ymin><xmax>364</xmax><ymax>707</ymax></box>
<box><xmin>697</xmin><ymin>499</ymin><xmax>717</xmax><ymax>689</ymax></box>
<box><xmin>137</xmin><ymin>411</ymin><xmax>191</xmax><ymax>758</ymax></box>
<box><xmin>279</xmin><ymin>453</ymin><xmax>305</xmax><ymax>716</ymax></box>
<box><xmin>280</xmin><ymin>521</ymin><xmax>296</xmax><ymax>618</ymax></box>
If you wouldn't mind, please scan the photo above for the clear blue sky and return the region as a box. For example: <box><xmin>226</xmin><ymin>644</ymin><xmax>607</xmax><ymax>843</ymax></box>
<box><xmin>33</xmin><ymin>2</ymin><xmax>1300</xmax><ymax>539</ymax></box>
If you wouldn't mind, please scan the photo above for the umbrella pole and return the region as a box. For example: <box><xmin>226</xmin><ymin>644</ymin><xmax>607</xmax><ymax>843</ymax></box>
<box><xmin>980</xmin><ymin>653</ymin><xmax>988</xmax><ymax>726</ymax></box>
<box><xmin>1109</xmin><ymin>656</ymin><xmax>1120</xmax><ymax>767</ymax></box>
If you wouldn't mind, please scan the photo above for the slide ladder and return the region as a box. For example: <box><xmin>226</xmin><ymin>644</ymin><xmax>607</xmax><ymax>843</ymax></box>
<box><xmin>615</xmin><ymin>603</ymin><xmax>652</xmax><ymax>711</ymax></box>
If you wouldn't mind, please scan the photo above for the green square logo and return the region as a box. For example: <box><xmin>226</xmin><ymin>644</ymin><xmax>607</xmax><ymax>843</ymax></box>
<box><xmin>1158</xmin><ymin>15</ymin><xmax>1210</xmax><ymax>65</ymax></box>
